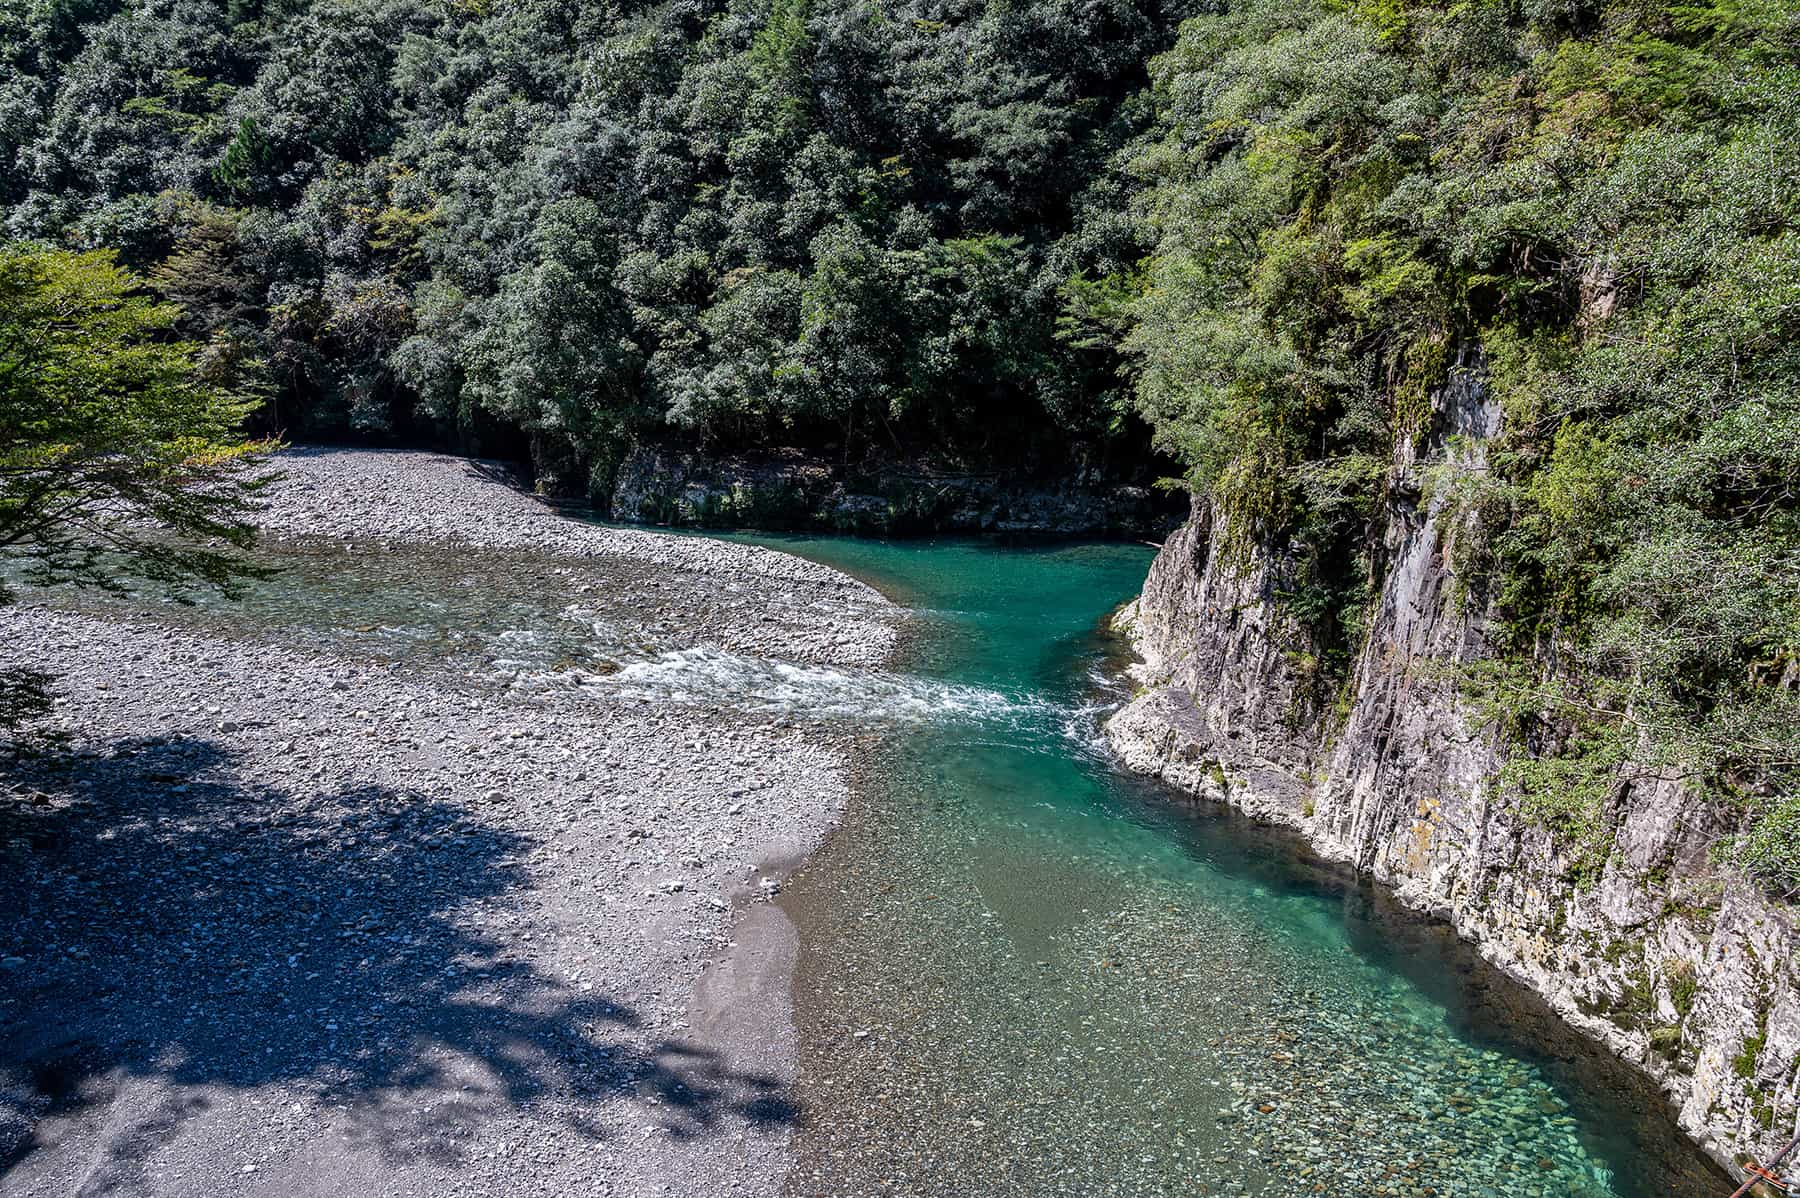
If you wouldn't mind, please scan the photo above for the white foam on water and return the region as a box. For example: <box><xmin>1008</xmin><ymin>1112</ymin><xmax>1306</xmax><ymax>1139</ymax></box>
<box><xmin>557</xmin><ymin>604</ymin><xmax>623</xmax><ymax>641</ymax></box>
<box><xmin>1058</xmin><ymin>700</ymin><xmax>1119</xmax><ymax>757</ymax></box>
<box><xmin>592</xmin><ymin>646</ymin><xmax>1065</xmax><ymax>730</ymax></box>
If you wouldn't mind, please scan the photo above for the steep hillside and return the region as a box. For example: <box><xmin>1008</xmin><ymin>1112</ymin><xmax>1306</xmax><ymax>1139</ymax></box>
<box><xmin>0</xmin><ymin>0</ymin><xmax>1188</xmax><ymax>502</ymax></box>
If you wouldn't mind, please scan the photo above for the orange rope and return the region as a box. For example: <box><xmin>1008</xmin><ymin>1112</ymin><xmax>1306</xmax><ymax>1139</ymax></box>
<box><xmin>1746</xmin><ymin>1165</ymin><xmax>1790</xmax><ymax>1191</ymax></box>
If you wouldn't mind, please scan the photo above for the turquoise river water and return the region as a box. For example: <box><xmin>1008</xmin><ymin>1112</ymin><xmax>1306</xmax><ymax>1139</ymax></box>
<box><xmin>709</xmin><ymin>532</ymin><xmax>1727</xmax><ymax>1198</ymax></box>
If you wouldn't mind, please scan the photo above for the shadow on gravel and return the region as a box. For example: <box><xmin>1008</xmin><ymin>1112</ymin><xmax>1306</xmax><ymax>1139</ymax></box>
<box><xmin>0</xmin><ymin>736</ymin><xmax>795</xmax><ymax>1185</ymax></box>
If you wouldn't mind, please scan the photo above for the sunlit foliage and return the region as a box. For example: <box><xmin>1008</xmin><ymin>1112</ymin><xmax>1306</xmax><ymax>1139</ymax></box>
<box><xmin>1118</xmin><ymin>0</ymin><xmax>1800</xmax><ymax>888</ymax></box>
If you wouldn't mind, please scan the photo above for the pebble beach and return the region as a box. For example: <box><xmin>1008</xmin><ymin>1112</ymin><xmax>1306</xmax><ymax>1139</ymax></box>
<box><xmin>0</xmin><ymin>449</ymin><xmax>900</xmax><ymax>1197</ymax></box>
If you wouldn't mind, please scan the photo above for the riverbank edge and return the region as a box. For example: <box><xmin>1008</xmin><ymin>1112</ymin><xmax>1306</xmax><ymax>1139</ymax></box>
<box><xmin>1101</xmin><ymin>537</ymin><xmax>1796</xmax><ymax>1187</ymax></box>
<box><xmin>268</xmin><ymin>446</ymin><xmax>920</xmax><ymax>1187</ymax></box>
<box><xmin>266</xmin><ymin>447</ymin><xmax>922</xmax><ymax>1185</ymax></box>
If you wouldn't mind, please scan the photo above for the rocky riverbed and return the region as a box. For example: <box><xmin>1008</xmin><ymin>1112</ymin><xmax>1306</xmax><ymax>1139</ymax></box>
<box><xmin>0</xmin><ymin>449</ymin><xmax>901</xmax><ymax>1197</ymax></box>
<box><xmin>259</xmin><ymin>448</ymin><xmax>899</xmax><ymax>667</ymax></box>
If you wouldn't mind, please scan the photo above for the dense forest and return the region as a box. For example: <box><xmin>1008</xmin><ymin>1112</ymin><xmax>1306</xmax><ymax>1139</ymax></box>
<box><xmin>3</xmin><ymin>0</ymin><xmax>1796</xmax><ymax>880</ymax></box>
<box><xmin>1</xmin><ymin>0</ymin><xmax>1186</xmax><ymax>489</ymax></box>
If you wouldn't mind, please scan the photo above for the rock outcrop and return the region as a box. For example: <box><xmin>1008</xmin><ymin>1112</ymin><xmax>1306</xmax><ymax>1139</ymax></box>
<box><xmin>1106</xmin><ymin>361</ymin><xmax>1799</xmax><ymax>1182</ymax></box>
<box><xmin>609</xmin><ymin>445</ymin><xmax>1179</xmax><ymax>537</ymax></box>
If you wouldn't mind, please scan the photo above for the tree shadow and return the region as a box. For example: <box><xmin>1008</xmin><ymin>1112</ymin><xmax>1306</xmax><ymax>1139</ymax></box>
<box><xmin>0</xmin><ymin>736</ymin><xmax>795</xmax><ymax>1185</ymax></box>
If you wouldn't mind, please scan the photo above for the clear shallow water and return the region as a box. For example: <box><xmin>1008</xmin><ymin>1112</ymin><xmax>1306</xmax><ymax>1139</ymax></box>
<box><xmin>684</xmin><ymin>533</ymin><xmax>1728</xmax><ymax>1198</ymax></box>
<box><xmin>16</xmin><ymin>528</ymin><xmax>1726</xmax><ymax>1196</ymax></box>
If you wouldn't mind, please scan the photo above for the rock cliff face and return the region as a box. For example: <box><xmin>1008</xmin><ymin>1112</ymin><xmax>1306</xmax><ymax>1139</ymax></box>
<box><xmin>609</xmin><ymin>445</ymin><xmax>1178</xmax><ymax>537</ymax></box>
<box><xmin>1106</xmin><ymin>364</ymin><xmax>1799</xmax><ymax>1183</ymax></box>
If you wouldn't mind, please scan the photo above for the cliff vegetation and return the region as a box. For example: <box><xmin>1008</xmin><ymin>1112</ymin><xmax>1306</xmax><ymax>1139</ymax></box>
<box><xmin>1104</xmin><ymin>0</ymin><xmax>1800</xmax><ymax>897</ymax></box>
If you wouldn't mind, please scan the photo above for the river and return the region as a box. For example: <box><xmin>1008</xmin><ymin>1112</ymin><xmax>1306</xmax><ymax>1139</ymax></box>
<box><xmin>16</xmin><ymin>519</ymin><xmax>1728</xmax><ymax>1197</ymax></box>
<box><xmin>700</xmin><ymin>532</ymin><xmax>1727</xmax><ymax>1198</ymax></box>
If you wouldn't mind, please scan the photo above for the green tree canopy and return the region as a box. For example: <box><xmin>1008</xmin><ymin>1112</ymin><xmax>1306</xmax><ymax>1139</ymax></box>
<box><xmin>0</xmin><ymin>243</ymin><xmax>272</xmax><ymax>606</ymax></box>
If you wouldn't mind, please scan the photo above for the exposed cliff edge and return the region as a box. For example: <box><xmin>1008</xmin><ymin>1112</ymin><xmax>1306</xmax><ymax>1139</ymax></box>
<box><xmin>1106</xmin><ymin>368</ymin><xmax>1799</xmax><ymax>1183</ymax></box>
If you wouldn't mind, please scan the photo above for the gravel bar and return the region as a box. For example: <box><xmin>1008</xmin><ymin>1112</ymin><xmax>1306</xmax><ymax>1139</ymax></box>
<box><xmin>0</xmin><ymin>448</ymin><xmax>903</xmax><ymax>1198</ymax></box>
<box><xmin>259</xmin><ymin>448</ymin><xmax>897</xmax><ymax>668</ymax></box>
